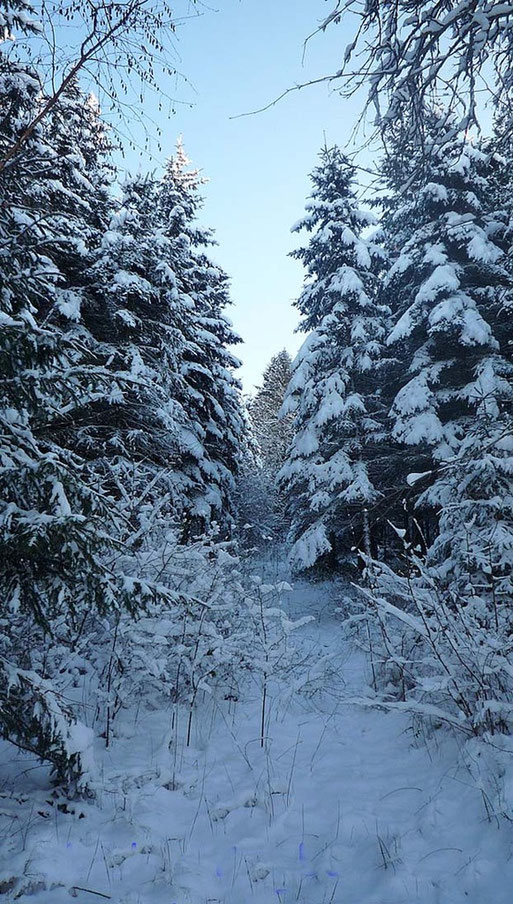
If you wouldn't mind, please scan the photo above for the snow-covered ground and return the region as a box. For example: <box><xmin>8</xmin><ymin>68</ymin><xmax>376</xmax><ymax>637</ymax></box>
<box><xmin>2</xmin><ymin>574</ymin><xmax>513</xmax><ymax>903</ymax></box>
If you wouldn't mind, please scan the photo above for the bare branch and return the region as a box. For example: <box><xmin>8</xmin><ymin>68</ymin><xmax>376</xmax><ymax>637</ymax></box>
<box><xmin>229</xmin><ymin>71</ymin><xmax>346</xmax><ymax>120</ymax></box>
<box><xmin>0</xmin><ymin>0</ymin><xmax>205</xmax><ymax>170</ymax></box>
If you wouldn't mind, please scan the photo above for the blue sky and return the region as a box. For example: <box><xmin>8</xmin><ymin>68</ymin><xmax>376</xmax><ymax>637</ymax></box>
<box><xmin>110</xmin><ymin>0</ymin><xmax>370</xmax><ymax>391</ymax></box>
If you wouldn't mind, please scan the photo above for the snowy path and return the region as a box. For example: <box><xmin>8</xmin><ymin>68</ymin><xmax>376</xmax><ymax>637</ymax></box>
<box><xmin>2</xmin><ymin>577</ymin><xmax>513</xmax><ymax>903</ymax></box>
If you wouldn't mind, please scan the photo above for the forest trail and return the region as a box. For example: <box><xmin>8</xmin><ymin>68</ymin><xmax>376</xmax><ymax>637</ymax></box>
<box><xmin>2</xmin><ymin>572</ymin><xmax>513</xmax><ymax>903</ymax></box>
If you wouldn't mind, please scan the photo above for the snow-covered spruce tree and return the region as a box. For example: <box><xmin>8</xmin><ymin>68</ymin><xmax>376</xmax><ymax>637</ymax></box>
<box><xmin>0</xmin><ymin>0</ymin><xmax>37</xmax><ymax>37</ymax></box>
<box><xmin>280</xmin><ymin>145</ymin><xmax>388</xmax><ymax>572</ymax></box>
<box><xmin>84</xmin><ymin>171</ymin><xmax>202</xmax><ymax>527</ymax></box>
<box><xmin>484</xmin><ymin>116</ymin><xmax>513</xmax><ymax>337</ymax></box>
<box><xmin>424</xmin><ymin>394</ymin><xmax>513</xmax><ymax>609</ymax></box>
<box><xmin>361</xmin><ymin>119</ymin><xmax>513</xmax><ymax>736</ymax></box>
<box><xmin>238</xmin><ymin>350</ymin><xmax>294</xmax><ymax>543</ymax></box>
<box><xmin>249</xmin><ymin>349</ymin><xmax>293</xmax><ymax>474</ymax></box>
<box><xmin>364</xmin><ymin>395</ymin><xmax>513</xmax><ymax>736</ymax></box>
<box><xmin>0</xmin><ymin>5</ymin><xmax>150</xmax><ymax>784</ymax></box>
<box><xmin>416</xmin><ymin>127</ymin><xmax>513</xmax><ymax>606</ymax></box>
<box><xmin>26</xmin><ymin>80</ymin><xmax>193</xmax><ymax>557</ymax></box>
<box><xmin>381</xmin><ymin>120</ymin><xmax>512</xmax><ymax>522</ymax></box>
<box><xmin>373</xmin><ymin>114</ymin><xmax>513</xmax><ymax>554</ymax></box>
<box><xmin>40</xmin><ymin>79</ymin><xmax>115</xmax><ymax>288</ymax></box>
<box><xmin>366</xmin><ymin>114</ymin><xmax>457</xmax><ymax>552</ymax></box>
<box><xmin>27</xmin><ymin>81</ymin><xmax>124</xmax><ymax>467</ymax></box>
<box><xmin>156</xmin><ymin>141</ymin><xmax>243</xmax><ymax>536</ymax></box>
<box><xmin>234</xmin><ymin>402</ymin><xmax>273</xmax><ymax>547</ymax></box>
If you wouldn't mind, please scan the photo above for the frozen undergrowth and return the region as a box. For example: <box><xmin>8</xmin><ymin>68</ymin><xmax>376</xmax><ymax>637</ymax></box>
<box><xmin>2</xmin><ymin>568</ymin><xmax>513</xmax><ymax>903</ymax></box>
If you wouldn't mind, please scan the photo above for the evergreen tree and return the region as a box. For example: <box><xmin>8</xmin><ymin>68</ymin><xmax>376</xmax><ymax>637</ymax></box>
<box><xmin>77</xmin><ymin>142</ymin><xmax>244</xmax><ymax>539</ymax></box>
<box><xmin>249</xmin><ymin>349</ymin><xmax>293</xmax><ymax>474</ymax></box>
<box><xmin>0</xmin><ymin>3</ymin><xmax>243</xmax><ymax>787</ymax></box>
<box><xmin>280</xmin><ymin>145</ymin><xmax>388</xmax><ymax>572</ymax></box>
<box><xmin>483</xmin><ymin>116</ymin><xmax>513</xmax><ymax>350</ymax></box>
<box><xmin>366</xmin><ymin>127</ymin><xmax>513</xmax><ymax>732</ymax></box>
<box><xmin>375</xmin><ymin>114</ymin><xmax>513</xmax><ymax>619</ymax></box>
<box><xmin>369</xmin><ymin>114</ymin><xmax>463</xmax><ymax>550</ymax></box>
<box><xmin>233</xmin><ymin>399</ymin><xmax>272</xmax><ymax>546</ymax></box>
<box><xmin>419</xmin><ymin>130</ymin><xmax>513</xmax><ymax>613</ymax></box>
<box><xmin>87</xmin><ymin>172</ymin><xmax>200</xmax><ymax>523</ymax></box>
<box><xmin>30</xmin><ymin>81</ymin><xmax>124</xmax><ymax>468</ymax></box>
<box><xmin>383</xmin><ymin>128</ymin><xmax>512</xmax><ymax>469</ymax></box>
<box><xmin>238</xmin><ymin>350</ymin><xmax>294</xmax><ymax>542</ymax></box>
<box><xmin>0</xmin><ymin>3</ymin><xmax>147</xmax><ymax>782</ymax></box>
<box><xmin>156</xmin><ymin>142</ymin><xmax>243</xmax><ymax>535</ymax></box>
<box><xmin>360</xmin><ymin>115</ymin><xmax>513</xmax><ymax>557</ymax></box>
<box><xmin>424</xmin><ymin>395</ymin><xmax>513</xmax><ymax>613</ymax></box>
<box><xmin>0</xmin><ymin>5</ymin><xmax>140</xmax><ymax>625</ymax></box>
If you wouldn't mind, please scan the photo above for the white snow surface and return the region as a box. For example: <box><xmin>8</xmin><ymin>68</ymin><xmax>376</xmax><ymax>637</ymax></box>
<box><xmin>2</xmin><ymin>566</ymin><xmax>513</xmax><ymax>903</ymax></box>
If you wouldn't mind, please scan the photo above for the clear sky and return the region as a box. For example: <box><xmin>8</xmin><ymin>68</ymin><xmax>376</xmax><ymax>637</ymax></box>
<box><xmin>109</xmin><ymin>1</ymin><xmax>370</xmax><ymax>392</ymax></box>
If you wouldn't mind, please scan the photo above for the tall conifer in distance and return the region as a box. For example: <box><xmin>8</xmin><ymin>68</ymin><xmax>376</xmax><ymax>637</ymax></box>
<box><xmin>280</xmin><ymin>145</ymin><xmax>388</xmax><ymax>572</ymax></box>
<box><xmin>249</xmin><ymin>349</ymin><xmax>293</xmax><ymax>474</ymax></box>
<box><xmin>240</xmin><ymin>350</ymin><xmax>294</xmax><ymax>541</ymax></box>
